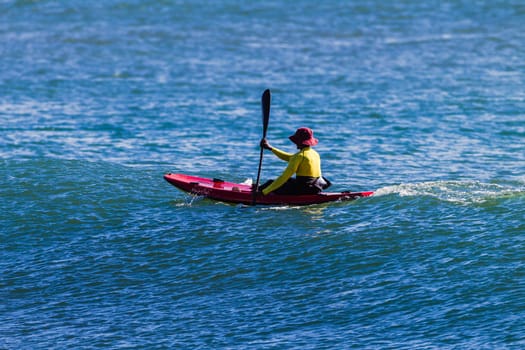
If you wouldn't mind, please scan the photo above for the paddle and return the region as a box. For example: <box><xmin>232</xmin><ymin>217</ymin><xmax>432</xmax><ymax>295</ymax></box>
<box><xmin>252</xmin><ymin>89</ymin><xmax>271</xmax><ymax>205</ymax></box>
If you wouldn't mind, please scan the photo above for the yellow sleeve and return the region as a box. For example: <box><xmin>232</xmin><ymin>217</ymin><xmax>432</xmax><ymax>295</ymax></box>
<box><xmin>262</xmin><ymin>154</ymin><xmax>303</xmax><ymax>195</ymax></box>
<box><xmin>270</xmin><ymin>147</ymin><xmax>292</xmax><ymax>162</ymax></box>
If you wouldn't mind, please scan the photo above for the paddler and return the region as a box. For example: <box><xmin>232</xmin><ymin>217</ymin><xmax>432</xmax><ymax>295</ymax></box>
<box><xmin>259</xmin><ymin>127</ymin><xmax>331</xmax><ymax>195</ymax></box>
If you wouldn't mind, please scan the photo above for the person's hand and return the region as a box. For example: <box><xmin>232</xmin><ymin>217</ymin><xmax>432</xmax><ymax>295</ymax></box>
<box><xmin>260</xmin><ymin>138</ymin><xmax>272</xmax><ymax>150</ymax></box>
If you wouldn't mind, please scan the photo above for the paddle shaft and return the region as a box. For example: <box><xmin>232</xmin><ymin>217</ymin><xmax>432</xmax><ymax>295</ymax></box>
<box><xmin>252</xmin><ymin>89</ymin><xmax>271</xmax><ymax>205</ymax></box>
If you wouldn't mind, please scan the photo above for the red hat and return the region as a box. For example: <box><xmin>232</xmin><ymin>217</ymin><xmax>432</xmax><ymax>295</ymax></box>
<box><xmin>289</xmin><ymin>127</ymin><xmax>318</xmax><ymax>146</ymax></box>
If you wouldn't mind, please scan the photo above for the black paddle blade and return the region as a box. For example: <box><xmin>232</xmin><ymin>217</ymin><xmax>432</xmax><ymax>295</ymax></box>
<box><xmin>261</xmin><ymin>89</ymin><xmax>271</xmax><ymax>137</ymax></box>
<box><xmin>253</xmin><ymin>89</ymin><xmax>271</xmax><ymax>205</ymax></box>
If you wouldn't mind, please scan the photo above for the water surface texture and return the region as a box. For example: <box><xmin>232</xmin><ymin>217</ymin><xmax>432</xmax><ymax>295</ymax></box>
<box><xmin>1</xmin><ymin>1</ymin><xmax>524</xmax><ymax>348</ymax></box>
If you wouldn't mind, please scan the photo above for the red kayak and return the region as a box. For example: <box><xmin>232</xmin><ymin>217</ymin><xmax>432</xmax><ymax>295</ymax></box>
<box><xmin>164</xmin><ymin>173</ymin><xmax>374</xmax><ymax>206</ymax></box>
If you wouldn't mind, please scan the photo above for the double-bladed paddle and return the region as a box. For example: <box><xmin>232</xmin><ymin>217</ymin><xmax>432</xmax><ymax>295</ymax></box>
<box><xmin>252</xmin><ymin>89</ymin><xmax>271</xmax><ymax>205</ymax></box>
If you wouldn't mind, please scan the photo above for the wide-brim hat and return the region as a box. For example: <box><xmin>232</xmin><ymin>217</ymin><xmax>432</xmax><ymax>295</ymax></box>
<box><xmin>289</xmin><ymin>127</ymin><xmax>318</xmax><ymax>146</ymax></box>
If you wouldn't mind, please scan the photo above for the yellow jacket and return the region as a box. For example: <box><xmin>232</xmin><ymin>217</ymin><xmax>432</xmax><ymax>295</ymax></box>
<box><xmin>262</xmin><ymin>146</ymin><xmax>322</xmax><ymax>195</ymax></box>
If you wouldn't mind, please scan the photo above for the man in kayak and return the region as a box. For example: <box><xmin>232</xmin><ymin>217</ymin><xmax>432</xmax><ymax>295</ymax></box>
<box><xmin>259</xmin><ymin>127</ymin><xmax>331</xmax><ymax>195</ymax></box>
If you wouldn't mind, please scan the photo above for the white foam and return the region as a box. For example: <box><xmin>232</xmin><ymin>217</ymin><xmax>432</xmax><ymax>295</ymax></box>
<box><xmin>374</xmin><ymin>180</ymin><xmax>524</xmax><ymax>205</ymax></box>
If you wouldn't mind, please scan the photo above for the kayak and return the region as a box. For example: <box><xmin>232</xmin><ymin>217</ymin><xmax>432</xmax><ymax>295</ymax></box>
<box><xmin>164</xmin><ymin>173</ymin><xmax>374</xmax><ymax>206</ymax></box>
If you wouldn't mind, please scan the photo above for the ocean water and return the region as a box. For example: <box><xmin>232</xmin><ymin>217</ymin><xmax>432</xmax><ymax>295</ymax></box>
<box><xmin>1</xmin><ymin>0</ymin><xmax>524</xmax><ymax>348</ymax></box>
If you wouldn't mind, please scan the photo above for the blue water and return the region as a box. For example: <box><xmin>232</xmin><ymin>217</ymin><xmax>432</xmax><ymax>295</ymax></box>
<box><xmin>1</xmin><ymin>1</ymin><xmax>525</xmax><ymax>348</ymax></box>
